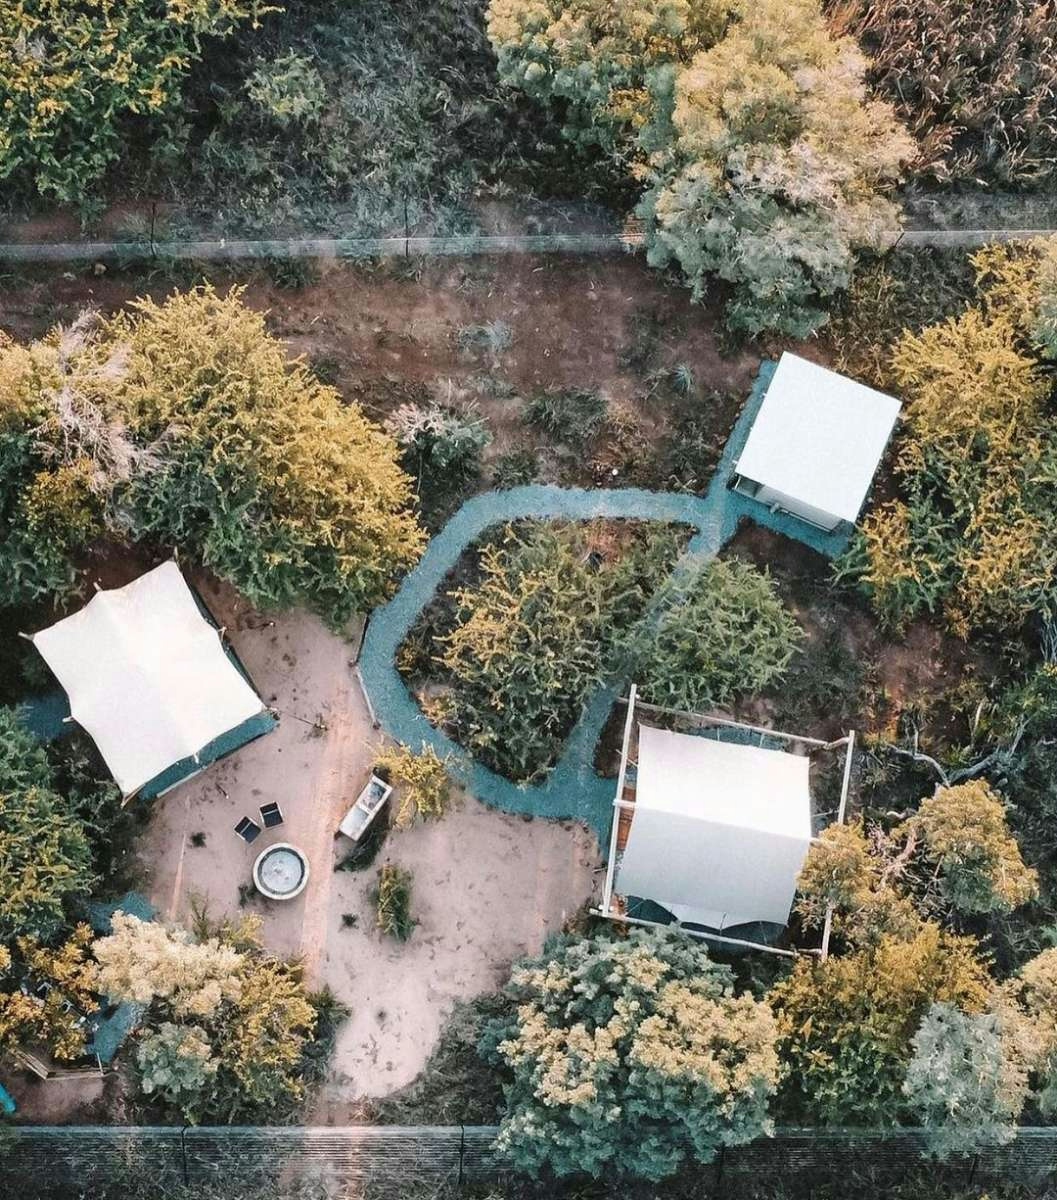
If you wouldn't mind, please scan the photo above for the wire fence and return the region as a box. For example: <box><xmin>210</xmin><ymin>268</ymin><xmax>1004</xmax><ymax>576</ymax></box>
<box><xmin>4</xmin><ymin>1125</ymin><xmax>1057</xmax><ymax>1191</ymax></box>
<box><xmin>2</xmin><ymin>226</ymin><xmax>1057</xmax><ymax>267</ymax></box>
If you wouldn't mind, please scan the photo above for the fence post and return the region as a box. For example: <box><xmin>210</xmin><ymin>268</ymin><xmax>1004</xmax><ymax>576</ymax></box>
<box><xmin>180</xmin><ymin>1125</ymin><xmax>189</xmax><ymax>1185</ymax></box>
<box><xmin>967</xmin><ymin>1153</ymin><xmax>979</xmax><ymax>1188</ymax></box>
<box><xmin>458</xmin><ymin>1124</ymin><xmax>466</xmax><ymax>1186</ymax></box>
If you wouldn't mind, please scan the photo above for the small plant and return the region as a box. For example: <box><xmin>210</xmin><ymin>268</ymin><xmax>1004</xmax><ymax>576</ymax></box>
<box><xmin>375</xmin><ymin>863</ymin><xmax>415</xmax><ymax>941</ymax></box>
<box><xmin>456</xmin><ymin>321</ymin><xmax>513</xmax><ymax>359</ymax></box>
<box><xmin>190</xmin><ymin>831</ymin><xmax>207</xmax><ymax>848</ymax></box>
<box><xmin>373</xmin><ymin>743</ymin><xmax>453</xmax><ymax>830</ymax></box>
<box><xmin>264</xmin><ymin>256</ymin><xmax>322</xmax><ymax>290</ymax></box>
<box><xmin>525</xmin><ymin>388</ymin><xmax>607</xmax><ymax>446</ymax></box>
<box><xmin>386</xmin><ymin>402</ymin><xmax>491</xmax><ymax>492</ymax></box>
<box><xmin>341</xmin><ymin>913</ymin><xmax>359</xmax><ymax>930</ymax></box>
<box><xmin>245</xmin><ymin>51</ymin><xmax>328</xmax><ymax>127</ymax></box>
<box><xmin>492</xmin><ymin>449</ymin><xmax>539</xmax><ymax>489</ymax></box>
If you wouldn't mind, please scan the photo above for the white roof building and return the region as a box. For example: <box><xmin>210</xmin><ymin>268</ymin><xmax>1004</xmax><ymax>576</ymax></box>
<box><xmin>31</xmin><ymin>562</ymin><xmax>268</xmax><ymax>798</ymax></box>
<box><xmin>733</xmin><ymin>353</ymin><xmax>901</xmax><ymax>531</ymax></box>
<box><xmin>615</xmin><ymin>724</ymin><xmax>813</xmax><ymax>930</ymax></box>
<box><xmin>597</xmin><ymin>687</ymin><xmax>856</xmax><ymax>957</ymax></box>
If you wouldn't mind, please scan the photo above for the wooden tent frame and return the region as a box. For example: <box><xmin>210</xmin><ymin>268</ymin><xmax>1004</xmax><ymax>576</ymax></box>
<box><xmin>594</xmin><ymin>684</ymin><xmax>856</xmax><ymax>960</ymax></box>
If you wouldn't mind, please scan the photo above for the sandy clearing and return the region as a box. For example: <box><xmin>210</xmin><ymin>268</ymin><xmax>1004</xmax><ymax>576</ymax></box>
<box><xmin>136</xmin><ymin>579</ymin><xmax>601</xmax><ymax>1103</ymax></box>
<box><xmin>317</xmin><ymin>794</ymin><xmax>597</xmax><ymax>1104</ymax></box>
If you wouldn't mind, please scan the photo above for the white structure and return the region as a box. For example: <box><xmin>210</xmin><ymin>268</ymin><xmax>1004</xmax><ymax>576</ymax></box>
<box><xmin>31</xmin><ymin>561</ymin><xmax>267</xmax><ymax>798</ymax></box>
<box><xmin>597</xmin><ymin>686</ymin><xmax>855</xmax><ymax>958</ymax></box>
<box><xmin>253</xmin><ymin>843</ymin><xmax>310</xmax><ymax>900</ymax></box>
<box><xmin>733</xmin><ymin>353</ymin><xmax>901</xmax><ymax>531</ymax></box>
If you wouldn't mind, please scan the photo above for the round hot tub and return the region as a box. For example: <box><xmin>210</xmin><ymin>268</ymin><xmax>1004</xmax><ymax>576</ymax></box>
<box><xmin>253</xmin><ymin>842</ymin><xmax>310</xmax><ymax>900</ymax></box>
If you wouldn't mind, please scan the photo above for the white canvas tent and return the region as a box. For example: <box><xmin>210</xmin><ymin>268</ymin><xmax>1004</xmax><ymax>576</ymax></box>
<box><xmin>733</xmin><ymin>353</ymin><xmax>901</xmax><ymax>531</ymax></box>
<box><xmin>597</xmin><ymin>687</ymin><xmax>856</xmax><ymax>958</ymax></box>
<box><xmin>615</xmin><ymin>724</ymin><xmax>812</xmax><ymax>929</ymax></box>
<box><xmin>31</xmin><ymin>562</ymin><xmax>266</xmax><ymax>798</ymax></box>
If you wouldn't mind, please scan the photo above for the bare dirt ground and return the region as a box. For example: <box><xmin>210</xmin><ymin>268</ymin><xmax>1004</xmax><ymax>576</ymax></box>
<box><xmin>134</xmin><ymin>573</ymin><xmax>598</xmax><ymax>1102</ymax></box>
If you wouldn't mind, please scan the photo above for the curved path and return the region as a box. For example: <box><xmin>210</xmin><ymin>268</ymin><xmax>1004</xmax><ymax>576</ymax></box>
<box><xmin>359</xmin><ymin>362</ymin><xmax>850</xmax><ymax>842</ymax></box>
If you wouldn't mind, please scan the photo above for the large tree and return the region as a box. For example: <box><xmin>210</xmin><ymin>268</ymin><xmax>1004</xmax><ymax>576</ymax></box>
<box><xmin>0</xmin><ymin>288</ymin><xmax>424</xmax><ymax>626</ymax></box>
<box><xmin>481</xmin><ymin>929</ymin><xmax>779</xmax><ymax>1181</ymax></box>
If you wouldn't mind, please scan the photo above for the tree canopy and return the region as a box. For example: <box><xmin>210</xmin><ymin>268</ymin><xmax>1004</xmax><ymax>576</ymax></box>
<box><xmin>482</xmin><ymin>929</ymin><xmax>779</xmax><ymax>1180</ymax></box>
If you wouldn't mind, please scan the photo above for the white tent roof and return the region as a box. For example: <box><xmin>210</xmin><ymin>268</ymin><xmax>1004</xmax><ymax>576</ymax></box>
<box><xmin>615</xmin><ymin>725</ymin><xmax>812</xmax><ymax>929</ymax></box>
<box><xmin>734</xmin><ymin>352</ymin><xmax>901</xmax><ymax>524</ymax></box>
<box><xmin>32</xmin><ymin>562</ymin><xmax>264</xmax><ymax>796</ymax></box>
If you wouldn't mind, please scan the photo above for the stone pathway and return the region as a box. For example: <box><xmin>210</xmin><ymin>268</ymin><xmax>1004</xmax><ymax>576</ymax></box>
<box><xmin>359</xmin><ymin>362</ymin><xmax>850</xmax><ymax>842</ymax></box>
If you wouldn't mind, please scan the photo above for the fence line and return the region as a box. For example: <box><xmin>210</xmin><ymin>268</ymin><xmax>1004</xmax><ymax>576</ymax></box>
<box><xmin>0</xmin><ymin>227</ymin><xmax>1055</xmax><ymax>266</ymax></box>
<box><xmin>4</xmin><ymin>1124</ymin><xmax>1057</xmax><ymax>1188</ymax></box>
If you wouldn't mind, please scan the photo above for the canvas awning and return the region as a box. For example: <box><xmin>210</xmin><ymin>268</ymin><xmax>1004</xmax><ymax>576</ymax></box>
<box><xmin>615</xmin><ymin>724</ymin><xmax>813</xmax><ymax>929</ymax></box>
<box><xmin>734</xmin><ymin>352</ymin><xmax>901</xmax><ymax>529</ymax></box>
<box><xmin>31</xmin><ymin>562</ymin><xmax>266</xmax><ymax>797</ymax></box>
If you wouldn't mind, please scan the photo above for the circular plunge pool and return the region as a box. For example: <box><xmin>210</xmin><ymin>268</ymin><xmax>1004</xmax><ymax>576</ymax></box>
<box><xmin>253</xmin><ymin>842</ymin><xmax>310</xmax><ymax>900</ymax></box>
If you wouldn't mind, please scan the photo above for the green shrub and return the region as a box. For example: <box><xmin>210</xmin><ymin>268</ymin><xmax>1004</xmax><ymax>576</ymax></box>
<box><xmin>491</xmin><ymin>449</ymin><xmax>539</xmax><ymax>489</ymax></box>
<box><xmin>626</xmin><ymin>557</ymin><xmax>802</xmax><ymax>710</ymax></box>
<box><xmin>0</xmin><ymin>289</ymin><xmax>425</xmax><ymax>627</ymax></box>
<box><xmin>481</xmin><ymin>929</ymin><xmax>779</xmax><ymax>1181</ymax></box>
<box><xmin>0</xmin><ymin>0</ymin><xmax>273</xmax><ymax>204</ymax></box>
<box><xmin>489</xmin><ymin>0</ymin><xmax>912</xmax><ymax>337</ymax></box>
<box><xmin>386</xmin><ymin>402</ymin><xmax>491</xmax><ymax>494</ymax></box>
<box><xmin>524</xmin><ymin>387</ymin><xmax>607</xmax><ymax>445</ymax></box>
<box><xmin>245</xmin><ymin>51</ymin><xmax>326</xmax><ymax>126</ymax></box>
<box><xmin>375</xmin><ymin>863</ymin><xmax>415</xmax><ymax>941</ymax></box>
<box><xmin>770</xmin><ymin>924</ymin><xmax>992</xmax><ymax>1125</ymax></box>
<box><xmin>903</xmin><ymin>1003</ymin><xmax>1028</xmax><ymax>1158</ymax></box>
<box><xmin>0</xmin><ymin>709</ymin><xmax>96</xmax><ymax>942</ymax></box>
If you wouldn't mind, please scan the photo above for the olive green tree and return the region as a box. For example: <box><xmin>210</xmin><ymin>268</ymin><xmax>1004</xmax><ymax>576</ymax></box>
<box><xmin>481</xmin><ymin>929</ymin><xmax>779</xmax><ymax>1180</ymax></box>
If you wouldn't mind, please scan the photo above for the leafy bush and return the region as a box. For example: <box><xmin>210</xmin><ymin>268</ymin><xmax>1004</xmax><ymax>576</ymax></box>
<box><xmin>375</xmin><ymin>863</ymin><xmax>415</xmax><ymax>941</ymax></box>
<box><xmin>0</xmin><ymin>289</ymin><xmax>424</xmax><ymax>627</ymax></box>
<box><xmin>770</xmin><ymin>923</ymin><xmax>992</xmax><ymax>1124</ymax></box>
<box><xmin>94</xmin><ymin>913</ymin><xmax>323</xmax><ymax>1122</ymax></box>
<box><xmin>0</xmin><ymin>0</ymin><xmax>272</xmax><ymax>204</ymax></box>
<box><xmin>490</xmin><ymin>0</ymin><xmax>912</xmax><ymax>337</ymax></box>
<box><xmin>840</xmin><ymin>250</ymin><xmax>1057</xmax><ymax>637</ymax></box>
<box><xmin>0</xmin><ymin>924</ymin><xmax>98</xmax><ymax>1062</ymax></box>
<box><xmin>373</xmin><ymin>743</ymin><xmax>453</xmax><ymax>830</ymax></box>
<box><xmin>386</xmin><ymin>402</ymin><xmax>490</xmax><ymax>497</ymax></box>
<box><xmin>245</xmin><ymin>51</ymin><xmax>326</xmax><ymax>127</ymax></box>
<box><xmin>524</xmin><ymin>387</ymin><xmax>607</xmax><ymax>446</ymax></box>
<box><xmin>434</xmin><ymin>521</ymin><xmax>684</xmax><ymax>780</ymax></box>
<box><xmin>0</xmin><ymin>709</ymin><xmax>96</xmax><ymax>942</ymax></box>
<box><xmin>481</xmin><ymin>929</ymin><xmax>779</xmax><ymax>1181</ymax></box>
<box><xmin>829</xmin><ymin>0</ymin><xmax>1057</xmax><ymax>188</ymax></box>
<box><xmin>903</xmin><ymin>1003</ymin><xmax>1028</xmax><ymax>1158</ymax></box>
<box><xmin>912</xmin><ymin>782</ymin><xmax>1038</xmax><ymax>917</ymax></box>
<box><xmin>486</xmin><ymin>0</ymin><xmax>729</xmax><ymax>154</ymax></box>
<box><xmin>137</xmin><ymin>1022</ymin><xmax>218</xmax><ymax>1109</ymax></box>
<box><xmin>626</xmin><ymin>557</ymin><xmax>802</xmax><ymax>710</ymax></box>
<box><xmin>491</xmin><ymin>449</ymin><xmax>539</xmax><ymax>489</ymax></box>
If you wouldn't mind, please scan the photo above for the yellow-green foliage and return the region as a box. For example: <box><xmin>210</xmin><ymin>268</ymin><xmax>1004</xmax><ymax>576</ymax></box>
<box><xmin>770</xmin><ymin>923</ymin><xmax>993</xmax><ymax>1124</ymax></box>
<box><xmin>483</xmin><ymin>930</ymin><xmax>778</xmax><ymax>1180</ymax></box>
<box><xmin>0</xmin><ymin>924</ymin><xmax>98</xmax><ymax>1061</ymax></box>
<box><xmin>375</xmin><ymin>863</ymin><xmax>415</xmax><ymax>941</ymax></box>
<box><xmin>912</xmin><ymin>782</ymin><xmax>1038</xmax><ymax>916</ymax></box>
<box><xmin>0</xmin><ymin>288</ymin><xmax>424</xmax><ymax>623</ymax></box>
<box><xmin>794</xmin><ymin>823</ymin><xmax>919</xmax><ymax>945</ymax></box>
<box><xmin>374</xmin><ymin>743</ymin><xmax>452</xmax><ymax>830</ymax></box>
<box><xmin>0</xmin><ymin>0</ymin><xmax>275</xmax><ymax>203</ymax></box>
<box><xmin>847</xmin><ymin>262</ymin><xmax>1057</xmax><ymax>635</ymax></box>
<box><xmin>486</xmin><ymin>0</ymin><xmax>729</xmax><ymax>152</ymax></box>
<box><xmin>489</xmin><ymin>0</ymin><xmax>911</xmax><ymax>337</ymax></box>
<box><xmin>1002</xmin><ymin>948</ymin><xmax>1057</xmax><ymax>1115</ymax></box>
<box><xmin>93</xmin><ymin>913</ymin><xmax>320</xmax><ymax>1122</ymax></box>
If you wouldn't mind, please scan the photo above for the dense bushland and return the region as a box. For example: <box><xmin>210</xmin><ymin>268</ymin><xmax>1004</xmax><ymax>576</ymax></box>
<box><xmin>0</xmin><ymin>286</ymin><xmax>423</xmax><ymax>627</ymax></box>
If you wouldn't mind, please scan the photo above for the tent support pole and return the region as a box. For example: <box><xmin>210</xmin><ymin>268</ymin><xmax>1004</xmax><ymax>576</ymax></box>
<box><xmin>624</xmin><ymin>698</ymin><xmax>834</xmax><ymax>748</ymax></box>
<box><xmin>591</xmin><ymin>908</ymin><xmax>803</xmax><ymax>959</ymax></box>
<box><xmin>600</xmin><ymin>684</ymin><xmax>637</xmax><ymax>916</ymax></box>
<box><xmin>820</xmin><ymin>729</ymin><xmax>857</xmax><ymax>960</ymax></box>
